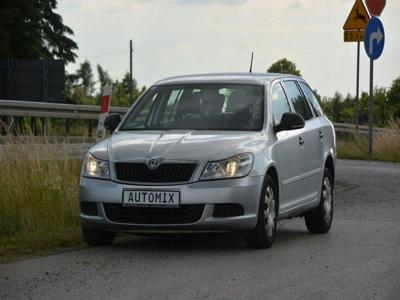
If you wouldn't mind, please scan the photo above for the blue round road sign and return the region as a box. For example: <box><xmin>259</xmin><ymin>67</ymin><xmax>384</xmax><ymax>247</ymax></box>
<box><xmin>364</xmin><ymin>17</ymin><xmax>385</xmax><ymax>60</ymax></box>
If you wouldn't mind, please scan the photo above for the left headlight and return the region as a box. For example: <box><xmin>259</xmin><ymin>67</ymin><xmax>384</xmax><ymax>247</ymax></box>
<box><xmin>200</xmin><ymin>153</ymin><xmax>254</xmax><ymax>180</ymax></box>
<box><xmin>83</xmin><ymin>153</ymin><xmax>110</xmax><ymax>179</ymax></box>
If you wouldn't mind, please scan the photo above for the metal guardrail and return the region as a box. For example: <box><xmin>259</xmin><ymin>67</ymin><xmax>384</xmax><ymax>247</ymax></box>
<box><xmin>0</xmin><ymin>99</ymin><xmax>386</xmax><ymax>135</ymax></box>
<box><xmin>0</xmin><ymin>99</ymin><xmax>128</xmax><ymax>119</ymax></box>
<box><xmin>333</xmin><ymin>123</ymin><xmax>386</xmax><ymax>135</ymax></box>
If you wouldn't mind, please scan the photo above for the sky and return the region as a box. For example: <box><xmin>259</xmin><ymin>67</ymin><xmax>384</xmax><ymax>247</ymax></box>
<box><xmin>57</xmin><ymin>0</ymin><xmax>400</xmax><ymax>98</ymax></box>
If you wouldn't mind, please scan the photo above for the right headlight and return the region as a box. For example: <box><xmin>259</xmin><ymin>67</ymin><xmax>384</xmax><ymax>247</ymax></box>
<box><xmin>200</xmin><ymin>153</ymin><xmax>254</xmax><ymax>180</ymax></box>
<box><xmin>83</xmin><ymin>153</ymin><xmax>110</xmax><ymax>179</ymax></box>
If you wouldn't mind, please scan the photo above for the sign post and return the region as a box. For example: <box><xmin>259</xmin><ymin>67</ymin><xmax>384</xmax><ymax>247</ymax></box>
<box><xmin>343</xmin><ymin>0</ymin><xmax>370</xmax><ymax>132</ymax></box>
<box><xmin>96</xmin><ymin>85</ymin><xmax>113</xmax><ymax>141</ymax></box>
<box><xmin>364</xmin><ymin>17</ymin><xmax>385</xmax><ymax>156</ymax></box>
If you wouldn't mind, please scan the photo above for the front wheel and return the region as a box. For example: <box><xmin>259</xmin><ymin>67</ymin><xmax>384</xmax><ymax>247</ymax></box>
<box><xmin>304</xmin><ymin>168</ymin><xmax>333</xmax><ymax>233</ymax></box>
<box><xmin>82</xmin><ymin>226</ymin><xmax>116</xmax><ymax>246</ymax></box>
<box><xmin>245</xmin><ymin>175</ymin><xmax>278</xmax><ymax>249</ymax></box>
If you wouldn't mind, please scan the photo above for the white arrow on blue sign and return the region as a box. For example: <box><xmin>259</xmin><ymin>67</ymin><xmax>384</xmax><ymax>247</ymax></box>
<box><xmin>364</xmin><ymin>17</ymin><xmax>385</xmax><ymax>60</ymax></box>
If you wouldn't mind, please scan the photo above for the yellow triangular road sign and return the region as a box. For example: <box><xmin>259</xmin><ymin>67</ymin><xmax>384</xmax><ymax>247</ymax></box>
<box><xmin>343</xmin><ymin>0</ymin><xmax>371</xmax><ymax>30</ymax></box>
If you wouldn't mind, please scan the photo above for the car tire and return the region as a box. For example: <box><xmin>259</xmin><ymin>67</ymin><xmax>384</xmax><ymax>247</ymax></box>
<box><xmin>304</xmin><ymin>167</ymin><xmax>333</xmax><ymax>233</ymax></box>
<box><xmin>82</xmin><ymin>226</ymin><xmax>116</xmax><ymax>246</ymax></box>
<box><xmin>245</xmin><ymin>175</ymin><xmax>278</xmax><ymax>249</ymax></box>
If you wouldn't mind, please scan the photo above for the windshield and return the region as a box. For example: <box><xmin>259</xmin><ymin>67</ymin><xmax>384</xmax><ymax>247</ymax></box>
<box><xmin>119</xmin><ymin>83</ymin><xmax>264</xmax><ymax>131</ymax></box>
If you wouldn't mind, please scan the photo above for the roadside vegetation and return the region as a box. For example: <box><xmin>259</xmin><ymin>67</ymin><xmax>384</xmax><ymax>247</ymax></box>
<box><xmin>0</xmin><ymin>136</ymin><xmax>83</xmax><ymax>262</ymax></box>
<box><xmin>337</xmin><ymin>121</ymin><xmax>400</xmax><ymax>163</ymax></box>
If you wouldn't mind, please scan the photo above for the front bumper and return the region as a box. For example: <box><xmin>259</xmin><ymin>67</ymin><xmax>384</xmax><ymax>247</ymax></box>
<box><xmin>79</xmin><ymin>175</ymin><xmax>264</xmax><ymax>232</ymax></box>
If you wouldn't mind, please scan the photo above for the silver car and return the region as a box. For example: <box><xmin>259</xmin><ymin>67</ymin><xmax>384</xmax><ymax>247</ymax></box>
<box><xmin>80</xmin><ymin>73</ymin><xmax>336</xmax><ymax>248</ymax></box>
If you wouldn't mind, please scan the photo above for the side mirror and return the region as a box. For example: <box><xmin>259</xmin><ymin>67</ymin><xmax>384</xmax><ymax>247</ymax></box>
<box><xmin>104</xmin><ymin>113</ymin><xmax>121</xmax><ymax>132</ymax></box>
<box><xmin>274</xmin><ymin>112</ymin><xmax>305</xmax><ymax>133</ymax></box>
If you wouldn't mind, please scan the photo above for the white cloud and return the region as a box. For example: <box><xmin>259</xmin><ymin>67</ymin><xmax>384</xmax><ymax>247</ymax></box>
<box><xmin>58</xmin><ymin>0</ymin><xmax>400</xmax><ymax>97</ymax></box>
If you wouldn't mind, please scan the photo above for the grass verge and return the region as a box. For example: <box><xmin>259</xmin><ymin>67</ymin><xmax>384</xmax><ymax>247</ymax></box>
<box><xmin>337</xmin><ymin>121</ymin><xmax>400</xmax><ymax>163</ymax></box>
<box><xmin>0</xmin><ymin>136</ymin><xmax>83</xmax><ymax>263</ymax></box>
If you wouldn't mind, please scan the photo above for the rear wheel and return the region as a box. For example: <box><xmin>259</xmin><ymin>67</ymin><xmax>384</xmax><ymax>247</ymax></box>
<box><xmin>82</xmin><ymin>226</ymin><xmax>116</xmax><ymax>246</ymax></box>
<box><xmin>245</xmin><ymin>175</ymin><xmax>278</xmax><ymax>249</ymax></box>
<box><xmin>304</xmin><ymin>168</ymin><xmax>333</xmax><ymax>233</ymax></box>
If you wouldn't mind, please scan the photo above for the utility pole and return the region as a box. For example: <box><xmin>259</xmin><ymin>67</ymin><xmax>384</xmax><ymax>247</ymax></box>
<box><xmin>129</xmin><ymin>40</ymin><xmax>133</xmax><ymax>103</ymax></box>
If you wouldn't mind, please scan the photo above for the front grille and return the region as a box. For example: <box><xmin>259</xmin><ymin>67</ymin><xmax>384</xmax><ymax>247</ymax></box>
<box><xmin>103</xmin><ymin>203</ymin><xmax>204</xmax><ymax>224</ymax></box>
<box><xmin>114</xmin><ymin>162</ymin><xmax>197</xmax><ymax>183</ymax></box>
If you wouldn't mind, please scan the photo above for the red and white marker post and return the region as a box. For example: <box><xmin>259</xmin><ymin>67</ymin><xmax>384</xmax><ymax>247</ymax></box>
<box><xmin>96</xmin><ymin>84</ymin><xmax>113</xmax><ymax>141</ymax></box>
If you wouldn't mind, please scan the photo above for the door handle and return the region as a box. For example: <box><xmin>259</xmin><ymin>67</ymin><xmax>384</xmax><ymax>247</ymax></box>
<box><xmin>319</xmin><ymin>130</ymin><xmax>324</xmax><ymax>139</ymax></box>
<box><xmin>298</xmin><ymin>137</ymin><xmax>304</xmax><ymax>146</ymax></box>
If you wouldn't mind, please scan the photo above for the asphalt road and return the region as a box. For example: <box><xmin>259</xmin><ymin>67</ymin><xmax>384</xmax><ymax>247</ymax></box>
<box><xmin>1</xmin><ymin>159</ymin><xmax>400</xmax><ymax>299</ymax></box>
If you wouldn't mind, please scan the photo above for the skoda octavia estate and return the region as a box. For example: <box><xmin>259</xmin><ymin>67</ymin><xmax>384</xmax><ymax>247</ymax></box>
<box><xmin>80</xmin><ymin>73</ymin><xmax>336</xmax><ymax>248</ymax></box>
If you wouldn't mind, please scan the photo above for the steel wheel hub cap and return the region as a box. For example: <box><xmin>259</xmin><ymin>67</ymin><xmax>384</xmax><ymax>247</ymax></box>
<box><xmin>264</xmin><ymin>185</ymin><xmax>276</xmax><ymax>237</ymax></box>
<box><xmin>322</xmin><ymin>177</ymin><xmax>332</xmax><ymax>223</ymax></box>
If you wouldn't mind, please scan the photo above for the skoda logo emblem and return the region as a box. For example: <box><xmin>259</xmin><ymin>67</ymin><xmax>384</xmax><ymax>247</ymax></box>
<box><xmin>147</xmin><ymin>158</ymin><xmax>160</xmax><ymax>170</ymax></box>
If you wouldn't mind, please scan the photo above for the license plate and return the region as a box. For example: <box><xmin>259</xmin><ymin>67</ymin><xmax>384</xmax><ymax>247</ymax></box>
<box><xmin>122</xmin><ymin>190</ymin><xmax>180</xmax><ymax>208</ymax></box>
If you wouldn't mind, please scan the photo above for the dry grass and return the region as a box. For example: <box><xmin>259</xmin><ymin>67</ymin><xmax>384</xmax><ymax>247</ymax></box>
<box><xmin>337</xmin><ymin>121</ymin><xmax>400</xmax><ymax>163</ymax></box>
<box><xmin>0</xmin><ymin>135</ymin><xmax>83</xmax><ymax>262</ymax></box>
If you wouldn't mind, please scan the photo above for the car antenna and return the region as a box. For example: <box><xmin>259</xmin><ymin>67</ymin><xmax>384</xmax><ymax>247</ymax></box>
<box><xmin>249</xmin><ymin>52</ymin><xmax>254</xmax><ymax>73</ymax></box>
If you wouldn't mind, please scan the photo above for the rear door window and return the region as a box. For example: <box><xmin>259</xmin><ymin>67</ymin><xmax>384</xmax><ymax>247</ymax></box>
<box><xmin>298</xmin><ymin>82</ymin><xmax>324</xmax><ymax>117</ymax></box>
<box><xmin>281</xmin><ymin>81</ymin><xmax>313</xmax><ymax>121</ymax></box>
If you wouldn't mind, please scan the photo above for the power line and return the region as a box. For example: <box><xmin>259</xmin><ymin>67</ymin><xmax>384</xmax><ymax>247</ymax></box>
<box><xmin>82</xmin><ymin>50</ymin><xmax>128</xmax><ymax>59</ymax></box>
<box><xmin>77</xmin><ymin>46</ymin><xmax>164</xmax><ymax>81</ymax></box>
<box><xmin>134</xmin><ymin>50</ymin><xmax>164</xmax><ymax>78</ymax></box>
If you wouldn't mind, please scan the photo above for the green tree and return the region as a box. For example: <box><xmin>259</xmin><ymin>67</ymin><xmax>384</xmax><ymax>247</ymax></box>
<box><xmin>111</xmin><ymin>81</ymin><xmax>130</xmax><ymax>107</ymax></box>
<box><xmin>97</xmin><ymin>64</ymin><xmax>112</xmax><ymax>89</ymax></box>
<box><xmin>331</xmin><ymin>92</ymin><xmax>343</xmax><ymax>122</ymax></box>
<box><xmin>373</xmin><ymin>87</ymin><xmax>389</xmax><ymax>127</ymax></box>
<box><xmin>111</xmin><ymin>74</ymin><xmax>139</xmax><ymax>107</ymax></box>
<box><xmin>121</xmin><ymin>72</ymin><xmax>138</xmax><ymax>94</ymax></box>
<box><xmin>387</xmin><ymin>76</ymin><xmax>400</xmax><ymax>120</ymax></box>
<box><xmin>267</xmin><ymin>58</ymin><xmax>301</xmax><ymax>76</ymax></box>
<box><xmin>359</xmin><ymin>91</ymin><xmax>369</xmax><ymax>125</ymax></box>
<box><xmin>0</xmin><ymin>0</ymin><xmax>78</xmax><ymax>63</ymax></box>
<box><xmin>359</xmin><ymin>89</ymin><xmax>390</xmax><ymax>127</ymax></box>
<box><xmin>339</xmin><ymin>93</ymin><xmax>355</xmax><ymax>123</ymax></box>
<box><xmin>65</xmin><ymin>71</ymin><xmax>79</xmax><ymax>103</ymax></box>
<box><xmin>70</xmin><ymin>86</ymin><xmax>96</xmax><ymax>106</ymax></box>
<box><xmin>76</xmin><ymin>60</ymin><xmax>95</xmax><ymax>96</ymax></box>
<box><xmin>321</xmin><ymin>97</ymin><xmax>333</xmax><ymax>120</ymax></box>
<box><xmin>66</xmin><ymin>60</ymin><xmax>95</xmax><ymax>104</ymax></box>
<box><xmin>66</xmin><ymin>62</ymin><xmax>145</xmax><ymax>107</ymax></box>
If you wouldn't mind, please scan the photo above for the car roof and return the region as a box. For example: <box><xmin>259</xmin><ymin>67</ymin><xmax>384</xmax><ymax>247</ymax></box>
<box><xmin>154</xmin><ymin>72</ymin><xmax>302</xmax><ymax>86</ymax></box>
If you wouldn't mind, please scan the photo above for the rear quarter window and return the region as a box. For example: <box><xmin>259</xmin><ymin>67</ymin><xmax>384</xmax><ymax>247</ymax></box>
<box><xmin>298</xmin><ymin>82</ymin><xmax>324</xmax><ymax>117</ymax></box>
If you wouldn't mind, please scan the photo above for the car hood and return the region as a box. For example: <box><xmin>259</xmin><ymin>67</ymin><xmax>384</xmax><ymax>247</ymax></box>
<box><xmin>102</xmin><ymin>130</ymin><xmax>265</xmax><ymax>162</ymax></box>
